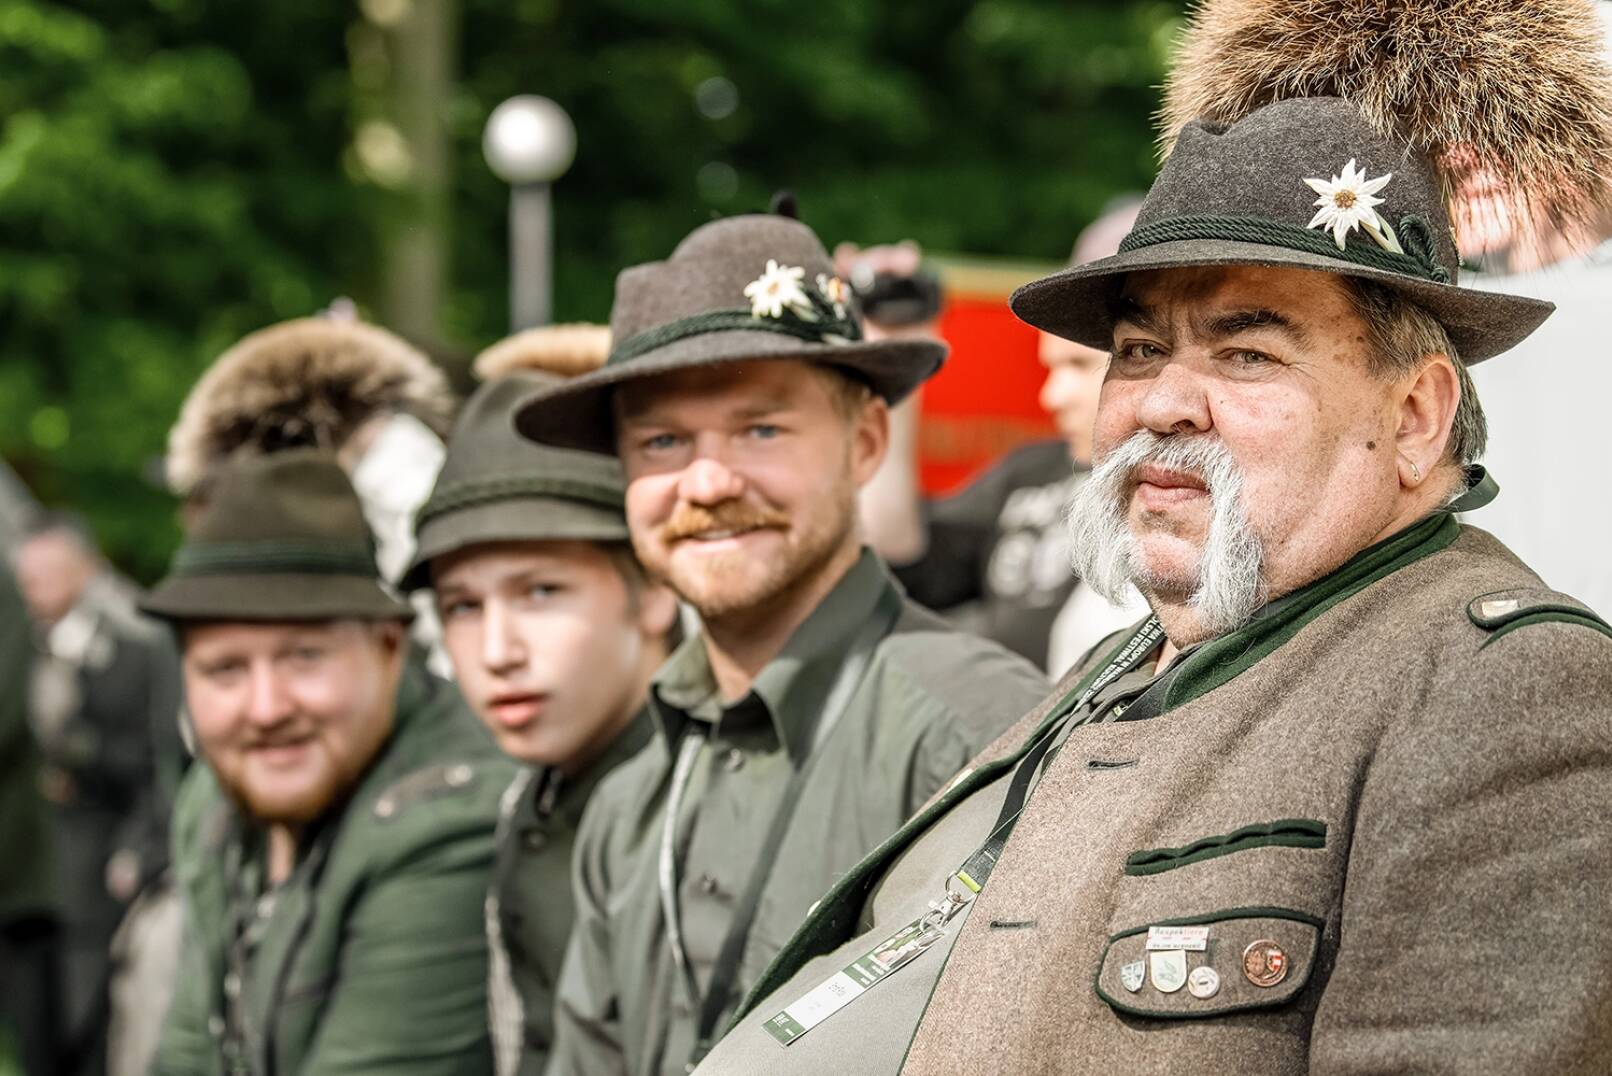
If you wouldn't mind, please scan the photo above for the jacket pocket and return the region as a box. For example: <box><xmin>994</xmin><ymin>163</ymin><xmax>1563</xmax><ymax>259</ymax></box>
<box><xmin>1094</xmin><ymin>906</ymin><xmax>1322</xmax><ymax>1019</ymax></box>
<box><xmin>1123</xmin><ymin>819</ymin><xmax>1326</xmax><ymax>877</ymax></box>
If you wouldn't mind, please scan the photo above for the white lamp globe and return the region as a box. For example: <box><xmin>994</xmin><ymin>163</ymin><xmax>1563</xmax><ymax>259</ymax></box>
<box><xmin>483</xmin><ymin>95</ymin><xmax>577</xmax><ymax>185</ymax></box>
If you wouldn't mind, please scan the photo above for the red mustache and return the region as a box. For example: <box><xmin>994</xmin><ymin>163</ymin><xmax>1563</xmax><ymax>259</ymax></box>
<box><xmin>661</xmin><ymin>502</ymin><xmax>789</xmax><ymax>543</ymax></box>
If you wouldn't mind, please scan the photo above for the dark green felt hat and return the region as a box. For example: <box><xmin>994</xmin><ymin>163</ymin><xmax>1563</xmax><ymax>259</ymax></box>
<box><xmin>141</xmin><ymin>449</ymin><xmax>412</xmax><ymax>622</ymax></box>
<box><xmin>1010</xmin><ymin>97</ymin><xmax>1554</xmax><ymax>364</ymax></box>
<box><xmin>512</xmin><ymin>214</ymin><xmax>948</xmax><ymax>452</ymax></box>
<box><xmin>400</xmin><ymin>373</ymin><xmax>628</xmax><ymax>592</ymax></box>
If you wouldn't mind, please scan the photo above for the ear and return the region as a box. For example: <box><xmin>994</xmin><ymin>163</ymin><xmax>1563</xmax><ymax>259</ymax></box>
<box><xmin>636</xmin><ymin>581</ymin><xmax>680</xmax><ymax>643</ymax></box>
<box><xmin>372</xmin><ymin>619</ymin><xmax>410</xmax><ymax>661</ymax></box>
<box><xmin>1394</xmin><ymin>355</ymin><xmax>1461</xmax><ymax>488</ymax></box>
<box><xmin>850</xmin><ymin>393</ymin><xmax>891</xmax><ymax>487</ymax></box>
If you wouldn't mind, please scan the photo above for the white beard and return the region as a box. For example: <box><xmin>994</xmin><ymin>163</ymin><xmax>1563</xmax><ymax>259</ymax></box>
<box><xmin>1065</xmin><ymin>430</ymin><xmax>1266</xmax><ymax>638</ymax></box>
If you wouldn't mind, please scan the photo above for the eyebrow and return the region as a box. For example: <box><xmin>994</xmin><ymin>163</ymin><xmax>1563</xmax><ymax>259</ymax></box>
<box><xmin>1199</xmin><ymin>308</ymin><xmax>1311</xmax><ymax>347</ymax></box>
<box><xmin>1111</xmin><ymin>296</ymin><xmax>1168</xmax><ymax>337</ymax></box>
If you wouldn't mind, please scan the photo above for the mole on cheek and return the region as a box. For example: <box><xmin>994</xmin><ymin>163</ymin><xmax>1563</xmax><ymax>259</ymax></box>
<box><xmin>1366</xmin><ymin>440</ymin><xmax>1377</xmax><ymax>450</ymax></box>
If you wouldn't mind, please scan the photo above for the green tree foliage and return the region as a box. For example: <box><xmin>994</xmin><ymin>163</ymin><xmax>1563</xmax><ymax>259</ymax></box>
<box><xmin>1</xmin><ymin>0</ymin><xmax>1179</xmax><ymax>580</ymax></box>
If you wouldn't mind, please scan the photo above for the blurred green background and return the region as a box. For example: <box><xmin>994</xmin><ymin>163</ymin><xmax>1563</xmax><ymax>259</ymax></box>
<box><xmin>0</xmin><ymin>0</ymin><xmax>1181</xmax><ymax>582</ymax></box>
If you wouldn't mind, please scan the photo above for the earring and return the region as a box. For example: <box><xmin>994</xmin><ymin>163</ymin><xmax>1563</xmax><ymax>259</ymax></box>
<box><xmin>1409</xmin><ymin>460</ymin><xmax>1421</xmax><ymax>482</ymax></box>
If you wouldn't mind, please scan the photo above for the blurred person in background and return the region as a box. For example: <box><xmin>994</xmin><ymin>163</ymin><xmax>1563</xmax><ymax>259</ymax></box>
<box><xmin>143</xmin><ymin>450</ymin><xmax>512</xmax><ymax>1076</ymax></box>
<box><xmin>1460</xmin><ymin>0</ymin><xmax>1612</xmax><ymax>616</ymax></box>
<box><xmin>0</xmin><ymin>557</ymin><xmax>58</xmax><ymax>1076</ymax></box>
<box><xmin>856</xmin><ymin>203</ymin><xmax>1149</xmax><ymax>678</ymax></box>
<box><xmin>401</xmin><ymin>328</ymin><xmax>678</xmax><ymax>1076</ymax></box>
<box><xmin>514</xmin><ymin>213</ymin><xmax>1049</xmax><ymax>1076</ymax></box>
<box><xmin>13</xmin><ymin>512</ymin><xmax>181</xmax><ymax>1076</ymax></box>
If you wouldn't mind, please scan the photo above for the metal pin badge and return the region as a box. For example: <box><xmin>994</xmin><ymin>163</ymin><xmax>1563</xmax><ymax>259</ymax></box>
<box><xmin>1150</xmin><ymin>949</ymin><xmax>1188</xmax><ymax>994</ymax></box>
<box><xmin>1187</xmin><ymin>965</ymin><xmax>1221</xmax><ymax>999</ymax></box>
<box><xmin>1241</xmin><ymin>939</ymin><xmax>1290</xmax><ymax>988</ymax></box>
<box><xmin>1120</xmin><ymin>960</ymin><xmax>1146</xmax><ymax>993</ymax></box>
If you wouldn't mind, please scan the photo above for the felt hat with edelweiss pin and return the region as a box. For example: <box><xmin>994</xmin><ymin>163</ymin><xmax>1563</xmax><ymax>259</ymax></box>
<box><xmin>1011</xmin><ymin>0</ymin><xmax>1612</xmax><ymax>363</ymax></box>
<box><xmin>512</xmin><ymin>214</ymin><xmax>947</xmax><ymax>453</ymax></box>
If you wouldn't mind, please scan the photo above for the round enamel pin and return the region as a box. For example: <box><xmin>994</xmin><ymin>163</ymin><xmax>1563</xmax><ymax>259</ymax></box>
<box><xmin>1241</xmin><ymin>939</ymin><xmax>1290</xmax><ymax>988</ymax></box>
<box><xmin>1120</xmin><ymin>960</ymin><xmax>1146</xmax><ymax>993</ymax></box>
<box><xmin>1150</xmin><ymin>949</ymin><xmax>1188</xmax><ymax>994</ymax></box>
<box><xmin>1187</xmin><ymin>965</ymin><xmax>1221</xmax><ymax>999</ymax></box>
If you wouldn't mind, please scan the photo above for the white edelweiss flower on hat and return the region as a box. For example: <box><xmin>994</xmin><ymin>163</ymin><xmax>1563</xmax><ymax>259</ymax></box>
<box><xmin>744</xmin><ymin>260</ymin><xmax>812</xmax><ymax>320</ymax></box>
<box><xmin>1304</xmin><ymin>159</ymin><xmax>1404</xmax><ymax>254</ymax></box>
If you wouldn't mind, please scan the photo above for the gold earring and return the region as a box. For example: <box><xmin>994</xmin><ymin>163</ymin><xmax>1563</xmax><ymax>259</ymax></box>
<box><xmin>1409</xmin><ymin>460</ymin><xmax>1421</xmax><ymax>482</ymax></box>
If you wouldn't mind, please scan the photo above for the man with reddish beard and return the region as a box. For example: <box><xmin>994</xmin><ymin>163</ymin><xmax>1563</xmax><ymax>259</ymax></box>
<box><xmin>689</xmin><ymin>1</ymin><xmax>1612</xmax><ymax>1073</ymax></box>
<box><xmin>513</xmin><ymin>214</ymin><xmax>1049</xmax><ymax>1076</ymax></box>
<box><xmin>143</xmin><ymin>451</ymin><xmax>512</xmax><ymax>1076</ymax></box>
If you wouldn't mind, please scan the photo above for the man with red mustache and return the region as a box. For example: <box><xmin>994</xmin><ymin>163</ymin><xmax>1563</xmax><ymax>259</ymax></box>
<box><xmin>143</xmin><ymin>450</ymin><xmax>512</xmax><ymax>1076</ymax></box>
<box><xmin>690</xmin><ymin>1</ymin><xmax>1612</xmax><ymax>1073</ymax></box>
<box><xmin>514</xmin><ymin>213</ymin><xmax>1049</xmax><ymax>1076</ymax></box>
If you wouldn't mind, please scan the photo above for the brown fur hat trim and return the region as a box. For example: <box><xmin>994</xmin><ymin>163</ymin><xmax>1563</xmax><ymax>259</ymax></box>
<box><xmin>1161</xmin><ymin>0</ymin><xmax>1612</xmax><ymax>244</ymax></box>
<box><xmin>166</xmin><ymin>318</ymin><xmax>454</xmax><ymax>495</ymax></box>
<box><xmin>471</xmin><ymin>324</ymin><xmax>612</xmax><ymax>382</ymax></box>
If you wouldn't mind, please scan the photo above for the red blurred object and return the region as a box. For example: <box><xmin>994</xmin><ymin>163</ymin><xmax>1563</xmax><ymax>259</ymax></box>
<box><xmin>918</xmin><ymin>262</ymin><xmax>1061</xmax><ymax>495</ymax></box>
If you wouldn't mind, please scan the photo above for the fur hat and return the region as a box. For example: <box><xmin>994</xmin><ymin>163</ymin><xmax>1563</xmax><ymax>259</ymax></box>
<box><xmin>166</xmin><ymin>318</ymin><xmax>455</xmax><ymax>496</ymax></box>
<box><xmin>472</xmin><ymin>323</ymin><xmax>612</xmax><ymax>381</ymax></box>
<box><xmin>1160</xmin><ymin>0</ymin><xmax>1612</xmax><ymax>249</ymax></box>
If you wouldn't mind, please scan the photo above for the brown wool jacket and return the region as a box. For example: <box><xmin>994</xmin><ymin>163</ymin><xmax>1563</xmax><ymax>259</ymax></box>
<box><xmin>724</xmin><ymin>521</ymin><xmax>1612</xmax><ymax>1075</ymax></box>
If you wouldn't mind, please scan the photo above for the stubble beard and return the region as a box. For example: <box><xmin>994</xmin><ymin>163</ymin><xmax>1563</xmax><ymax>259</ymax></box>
<box><xmin>1065</xmin><ymin>430</ymin><xmax>1267</xmax><ymax>638</ymax></box>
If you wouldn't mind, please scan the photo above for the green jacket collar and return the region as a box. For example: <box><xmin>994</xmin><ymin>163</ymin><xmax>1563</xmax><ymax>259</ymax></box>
<box><xmin>650</xmin><ymin>547</ymin><xmax>899</xmax><ymax>763</ymax></box>
<box><xmin>523</xmin><ymin>706</ymin><xmax>654</xmax><ymax>831</ymax></box>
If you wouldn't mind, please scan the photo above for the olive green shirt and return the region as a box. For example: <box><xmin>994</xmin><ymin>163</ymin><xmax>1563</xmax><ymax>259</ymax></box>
<box><xmin>152</xmin><ymin>661</ymin><xmax>516</xmax><ymax>1076</ymax></box>
<box><xmin>489</xmin><ymin>711</ymin><xmax>653</xmax><ymax>1076</ymax></box>
<box><xmin>547</xmin><ymin>549</ymin><xmax>1049</xmax><ymax>1076</ymax></box>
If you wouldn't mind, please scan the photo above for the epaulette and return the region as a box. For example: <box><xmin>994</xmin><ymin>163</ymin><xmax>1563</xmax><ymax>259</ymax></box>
<box><xmin>1468</xmin><ymin>588</ymin><xmax>1612</xmax><ymax>650</ymax></box>
<box><xmin>373</xmin><ymin>761</ymin><xmax>483</xmax><ymax>820</ymax></box>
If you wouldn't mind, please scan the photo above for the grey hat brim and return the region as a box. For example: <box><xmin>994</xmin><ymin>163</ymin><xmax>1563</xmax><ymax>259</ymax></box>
<box><xmin>513</xmin><ymin>330</ymin><xmax>946</xmax><ymax>453</ymax></box>
<box><xmin>140</xmin><ymin>573</ymin><xmax>414</xmax><ymax>623</ymax></box>
<box><xmin>399</xmin><ymin>496</ymin><xmax>631</xmax><ymax>592</ymax></box>
<box><xmin>1010</xmin><ymin>238</ymin><xmax>1554</xmax><ymax>364</ymax></box>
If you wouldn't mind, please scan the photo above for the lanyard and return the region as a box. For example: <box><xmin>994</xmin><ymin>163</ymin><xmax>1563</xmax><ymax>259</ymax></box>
<box><xmin>762</xmin><ymin>615</ymin><xmax>1171</xmax><ymax>1049</ymax></box>
<box><xmin>953</xmin><ymin>616</ymin><xmax>1164</xmax><ymax>900</ymax></box>
<box><xmin>658</xmin><ymin>588</ymin><xmax>904</xmax><ymax>1066</ymax></box>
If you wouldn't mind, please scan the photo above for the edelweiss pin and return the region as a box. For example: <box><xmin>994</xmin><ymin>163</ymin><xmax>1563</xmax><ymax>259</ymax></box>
<box><xmin>1305</xmin><ymin>159</ymin><xmax>1403</xmax><ymax>254</ymax></box>
<box><xmin>744</xmin><ymin>260</ymin><xmax>812</xmax><ymax>320</ymax></box>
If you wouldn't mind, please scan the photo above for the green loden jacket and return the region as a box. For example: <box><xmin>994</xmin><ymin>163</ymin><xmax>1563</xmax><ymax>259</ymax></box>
<box><xmin>152</xmin><ymin>660</ymin><xmax>515</xmax><ymax>1076</ymax></box>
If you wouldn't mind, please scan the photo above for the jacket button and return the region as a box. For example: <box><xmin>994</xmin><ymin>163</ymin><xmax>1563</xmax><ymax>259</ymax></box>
<box><xmin>720</xmin><ymin>748</ymin><xmax>745</xmax><ymax>773</ymax></box>
<box><xmin>445</xmin><ymin>763</ymin><xmax>473</xmax><ymax>787</ymax></box>
<box><xmin>522</xmin><ymin>829</ymin><xmax>548</xmax><ymax>852</ymax></box>
<box><xmin>697</xmin><ymin>873</ymin><xmax>723</xmax><ymax>897</ymax></box>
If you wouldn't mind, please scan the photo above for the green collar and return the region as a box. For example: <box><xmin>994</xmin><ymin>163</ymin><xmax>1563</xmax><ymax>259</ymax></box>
<box><xmin>531</xmin><ymin>706</ymin><xmax>655</xmax><ymax>829</ymax></box>
<box><xmin>1162</xmin><ymin>496</ymin><xmax>1471</xmax><ymax>711</ymax></box>
<box><xmin>650</xmin><ymin>547</ymin><xmax>899</xmax><ymax>762</ymax></box>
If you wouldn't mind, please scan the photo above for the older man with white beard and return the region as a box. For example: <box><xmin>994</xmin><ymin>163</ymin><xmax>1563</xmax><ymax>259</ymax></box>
<box><xmin>688</xmin><ymin>1</ymin><xmax>1612</xmax><ymax>1074</ymax></box>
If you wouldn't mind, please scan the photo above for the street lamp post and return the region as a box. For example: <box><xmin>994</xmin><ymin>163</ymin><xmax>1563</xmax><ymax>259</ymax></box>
<box><xmin>483</xmin><ymin>95</ymin><xmax>577</xmax><ymax>331</ymax></box>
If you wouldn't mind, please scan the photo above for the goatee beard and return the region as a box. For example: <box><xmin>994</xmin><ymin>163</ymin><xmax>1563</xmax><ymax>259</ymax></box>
<box><xmin>1065</xmin><ymin>430</ymin><xmax>1266</xmax><ymax>638</ymax></box>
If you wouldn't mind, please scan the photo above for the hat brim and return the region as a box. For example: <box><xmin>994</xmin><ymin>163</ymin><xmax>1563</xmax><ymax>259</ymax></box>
<box><xmin>399</xmin><ymin>496</ymin><xmax>631</xmax><ymax>592</ymax></box>
<box><xmin>1009</xmin><ymin>238</ymin><xmax>1554</xmax><ymax>364</ymax></box>
<box><xmin>513</xmin><ymin>330</ymin><xmax>946</xmax><ymax>453</ymax></box>
<box><xmin>140</xmin><ymin>573</ymin><xmax>414</xmax><ymax>623</ymax></box>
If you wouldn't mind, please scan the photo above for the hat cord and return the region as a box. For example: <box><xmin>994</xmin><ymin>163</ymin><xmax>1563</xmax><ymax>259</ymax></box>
<box><xmin>1120</xmin><ymin>214</ymin><xmax>1451</xmax><ymax>284</ymax></box>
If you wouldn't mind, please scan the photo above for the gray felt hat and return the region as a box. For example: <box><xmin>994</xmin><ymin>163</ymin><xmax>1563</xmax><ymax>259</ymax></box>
<box><xmin>1011</xmin><ymin>97</ymin><xmax>1554</xmax><ymax>363</ymax></box>
<box><xmin>142</xmin><ymin>449</ymin><xmax>413</xmax><ymax>623</ymax></box>
<box><xmin>400</xmin><ymin>373</ymin><xmax>628</xmax><ymax>592</ymax></box>
<box><xmin>513</xmin><ymin>215</ymin><xmax>948</xmax><ymax>452</ymax></box>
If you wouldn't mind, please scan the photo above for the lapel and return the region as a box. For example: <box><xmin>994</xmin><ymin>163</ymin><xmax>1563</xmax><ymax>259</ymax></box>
<box><xmin>244</xmin><ymin>829</ymin><xmax>335</xmax><ymax>1076</ymax></box>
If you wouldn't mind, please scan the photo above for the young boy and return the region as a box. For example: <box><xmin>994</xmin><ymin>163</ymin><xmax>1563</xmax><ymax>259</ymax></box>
<box><xmin>401</xmin><ymin>370</ymin><xmax>677</xmax><ymax>1076</ymax></box>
